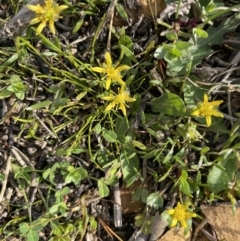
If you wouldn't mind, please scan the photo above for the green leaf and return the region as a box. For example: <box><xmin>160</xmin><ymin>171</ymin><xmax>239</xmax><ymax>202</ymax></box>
<box><xmin>193</xmin><ymin>28</ymin><xmax>208</xmax><ymax>38</ymax></box>
<box><xmin>201</xmin><ymin>146</ymin><xmax>210</xmax><ymax>155</ymax></box>
<box><xmin>158</xmin><ymin>166</ymin><xmax>173</xmax><ymax>182</ymax></box>
<box><xmin>120</xmin><ymin>44</ymin><xmax>134</xmax><ymax>57</ymax></box>
<box><xmin>0</xmin><ymin>53</ymin><xmax>18</xmax><ymax>69</ymax></box>
<box><xmin>50</xmin><ymin>220</ymin><xmax>62</xmax><ymax>236</ymax></box>
<box><xmin>98</xmin><ymin>179</ymin><xmax>109</xmax><ymax>197</ymax></box>
<box><xmin>102</xmin><ymin>129</ymin><xmax>117</xmax><ymax>143</ymax></box>
<box><xmin>52</xmin><ymin>98</ymin><xmax>70</xmax><ymax>109</ymax></box>
<box><xmin>134</xmin><ymin>214</ymin><xmax>145</xmax><ymax>227</ymax></box>
<box><xmin>76</xmin><ymin>91</ymin><xmax>87</xmax><ymax>100</ymax></box>
<box><xmin>208</xmin><ymin>156</ymin><xmax>238</xmax><ymax>193</ymax></box>
<box><xmin>65</xmin><ymin>167</ymin><xmax>88</xmax><ymax>185</ymax></box>
<box><xmin>72</xmin><ymin>18</ymin><xmax>84</xmax><ymax>33</ymax></box>
<box><xmin>166</xmin><ymin>57</ymin><xmax>184</xmax><ymax>71</ymax></box>
<box><xmin>38</xmin><ymin>33</ymin><xmax>62</xmax><ymax>52</ymax></box>
<box><xmin>65</xmin><ymin>223</ymin><xmax>76</xmax><ymax>233</ymax></box>
<box><xmin>143</xmin><ymin>149</ymin><xmax>159</xmax><ymax>159</ymax></box>
<box><xmin>0</xmin><ymin>88</ymin><xmax>12</xmax><ymax>99</ymax></box>
<box><xmin>190</xmin><ymin>13</ymin><xmax>240</xmax><ymax>66</ymax></box>
<box><xmin>146</xmin><ymin>192</ymin><xmax>163</xmax><ymax>209</ymax></box>
<box><xmin>19</xmin><ymin>222</ymin><xmax>30</xmax><ymax>234</ymax></box>
<box><xmin>15</xmin><ymin>92</ymin><xmax>25</xmax><ymax>100</ymax></box>
<box><xmin>150</xmin><ymin>93</ymin><xmax>186</xmax><ymax>116</ymax></box>
<box><xmin>183</xmin><ymin>76</ymin><xmax>207</xmax><ymax>106</ymax></box>
<box><xmin>116</xmin><ymin>116</ymin><xmax>128</xmax><ymax>143</ymax></box>
<box><xmin>132</xmin><ymin>140</ymin><xmax>147</xmax><ymax>150</ymax></box>
<box><xmin>31</xmin><ymin>218</ymin><xmax>49</xmax><ymax>231</ymax></box>
<box><xmin>119</xmin><ymin>32</ymin><xmax>133</xmax><ymax>50</ymax></box>
<box><xmin>49</xmin><ymin>202</ymin><xmax>68</xmax><ymax>215</ymax></box>
<box><xmin>53</xmin><ymin>36</ymin><xmax>62</xmax><ymax>50</ymax></box>
<box><xmin>27</xmin><ymin>229</ymin><xmax>39</xmax><ymax>241</ymax></box>
<box><xmin>104</xmin><ymin>161</ymin><xmax>120</xmax><ymax>185</ymax></box>
<box><xmin>162</xmin><ymin>144</ymin><xmax>175</xmax><ymax>163</ymax></box>
<box><xmin>132</xmin><ymin>187</ymin><xmax>148</xmax><ymax>202</ymax></box>
<box><xmin>154</xmin><ymin>46</ymin><xmax>167</xmax><ymax>59</ymax></box>
<box><xmin>180</xmin><ymin>178</ymin><xmax>191</xmax><ymax>195</ymax></box>
<box><xmin>94</xmin><ymin>123</ymin><xmax>102</xmax><ymax>134</ymax></box>
<box><xmin>26</xmin><ymin>101</ymin><xmax>52</xmax><ymax>110</ymax></box>
<box><xmin>120</xmin><ymin>144</ymin><xmax>139</xmax><ymax>187</ymax></box>
<box><xmin>55</xmin><ymin>187</ymin><xmax>70</xmax><ymax>203</ymax></box>
<box><xmin>167</xmin><ymin>48</ymin><xmax>182</xmax><ymax>58</ymax></box>
<box><xmin>175</xmin><ymin>40</ymin><xmax>193</xmax><ymax>50</ymax></box>
<box><xmin>178</xmin><ymin>170</ymin><xmax>191</xmax><ymax>195</ymax></box>
<box><xmin>116</xmin><ymin>3</ymin><xmax>128</xmax><ymax>20</ymax></box>
<box><xmin>165</xmin><ymin>30</ymin><xmax>178</xmax><ymax>41</ymax></box>
<box><xmin>89</xmin><ymin>216</ymin><xmax>97</xmax><ymax>231</ymax></box>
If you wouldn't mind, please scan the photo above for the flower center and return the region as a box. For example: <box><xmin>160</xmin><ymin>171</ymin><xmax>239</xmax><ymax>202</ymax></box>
<box><xmin>106</xmin><ymin>67</ymin><xmax>117</xmax><ymax>77</ymax></box>
<box><xmin>115</xmin><ymin>94</ymin><xmax>124</xmax><ymax>104</ymax></box>
<box><xmin>200</xmin><ymin>103</ymin><xmax>214</xmax><ymax>115</ymax></box>
<box><xmin>45</xmin><ymin>9</ymin><xmax>55</xmax><ymax>20</ymax></box>
<box><xmin>174</xmin><ymin>207</ymin><xmax>186</xmax><ymax>220</ymax></box>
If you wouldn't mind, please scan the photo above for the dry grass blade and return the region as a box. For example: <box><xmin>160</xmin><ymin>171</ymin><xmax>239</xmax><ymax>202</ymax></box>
<box><xmin>0</xmin><ymin>154</ymin><xmax>11</xmax><ymax>202</ymax></box>
<box><xmin>98</xmin><ymin>217</ymin><xmax>124</xmax><ymax>241</ymax></box>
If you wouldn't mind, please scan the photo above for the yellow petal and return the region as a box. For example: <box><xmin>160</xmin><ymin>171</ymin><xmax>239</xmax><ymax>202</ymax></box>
<box><xmin>119</xmin><ymin>103</ymin><xmax>127</xmax><ymax>116</ymax></box>
<box><xmin>101</xmin><ymin>95</ymin><xmax>115</xmax><ymax>101</ymax></box>
<box><xmin>36</xmin><ymin>21</ymin><xmax>47</xmax><ymax>35</ymax></box>
<box><xmin>191</xmin><ymin>109</ymin><xmax>200</xmax><ymax>116</ymax></box>
<box><xmin>211</xmin><ymin>100</ymin><xmax>224</xmax><ymax>106</ymax></box>
<box><xmin>203</xmin><ymin>94</ymin><xmax>209</xmax><ymax>103</ymax></box>
<box><xmin>49</xmin><ymin>21</ymin><xmax>55</xmax><ymax>34</ymax></box>
<box><xmin>124</xmin><ymin>96</ymin><xmax>136</xmax><ymax>102</ymax></box>
<box><xmin>116</xmin><ymin>65</ymin><xmax>130</xmax><ymax>72</ymax></box>
<box><xmin>92</xmin><ymin>67</ymin><xmax>105</xmax><ymax>73</ymax></box>
<box><xmin>180</xmin><ymin>219</ymin><xmax>187</xmax><ymax>228</ymax></box>
<box><xmin>185</xmin><ymin>212</ymin><xmax>197</xmax><ymax>218</ymax></box>
<box><xmin>106</xmin><ymin>78</ymin><xmax>111</xmax><ymax>90</ymax></box>
<box><xmin>170</xmin><ymin>218</ymin><xmax>178</xmax><ymax>227</ymax></box>
<box><xmin>45</xmin><ymin>0</ymin><xmax>53</xmax><ymax>8</ymax></box>
<box><xmin>27</xmin><ymin>4</ymin><xmax>44</xmax><ymax>13</ymax></box>
<box><xmin>167</xmin><ymin>209</ymin><xmax>175</xmax><ymax>215</ymax></box>
<box><xmin>29</xmin><ymin>17</ymin><xmax>42</xmax><ymax>25</ymax></box>
<box><xmin>105</xmin><ymin>102</ymin><xmax>116</xmax><ymax>112</ymax></box>
<box><xmin>211</xmin><ymin>109</ymin><xmax>224</xmax><ymax>117</ymax></box>
<box><xmin>55</xmin><ymin>5</ymin><xmax>68</xmax><ymax>13</ymax></box>
<box><xmin>105</xmin><ymin>52</ymin><xmax>112</xmax><ymax>66</ymax></box>
<box><xmin>113</xmin><ymin>75</ymin><xmax>125</xmax><ymax>85</ymax></box>
<box><xmin>206</xmin><ymin>115</ymin><xmax>211</xmax><ymax>127</ymax></box>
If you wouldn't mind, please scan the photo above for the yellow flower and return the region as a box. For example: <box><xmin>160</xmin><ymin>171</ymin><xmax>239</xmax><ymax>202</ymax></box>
<box><xmin>191</xmin><ymin>94</ymin><xmax>223</xmax><ymax>127</ymax></box>
<box><xmin>101</xmin><ymin>86</ymin><xmax>136</xmax><ymax>116</ymax></box>
<box><xmin>27</xmin><ymin>0</ymin><xmax>68</xmax><ymax>35</ymax></box>
<box><xmin>92</xmin><ymin>52</ymin><xmax>130</xmax><ymax>90</ymax></box>
<box><xmin>167</xmin><ymin>202</ymin><xmax>196</xmax><ymax>228</ymax></box>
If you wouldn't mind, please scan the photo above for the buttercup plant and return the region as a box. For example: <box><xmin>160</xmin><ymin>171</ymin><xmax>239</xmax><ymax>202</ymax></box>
<box><xmin>101</xmin><ymin>86</ymin><xmax>136</xmax><ymax>116</ymax></box>
<box><xmin>92</xmin><ymin>52</ymin><xmax>130</xmax><ymax>90</ymax></box>
<box><xmin>165</xmin><ymin>202</ymin><xmax>197</xmax><ymax>229</ymax></box>
<box><xmin>2</xmin><ymin>0</ymin><xmax>240</xmax><ymax>240</ymax></box>
<box><xmin>191</xmin><ymin>94</ymin><xmax>223</xmax><ymax>127</ymax></box>
<box><xmin>27</xmin><ymin>0</ymin><xmax>68</xmax><ymax>35</ymax></box>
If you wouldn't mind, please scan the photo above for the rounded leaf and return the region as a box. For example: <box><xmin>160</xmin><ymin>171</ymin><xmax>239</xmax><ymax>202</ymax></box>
<box><xmin>150</xmin><ymin>93</ymin><xmax>186</xmax><ymax>117</ymax></box>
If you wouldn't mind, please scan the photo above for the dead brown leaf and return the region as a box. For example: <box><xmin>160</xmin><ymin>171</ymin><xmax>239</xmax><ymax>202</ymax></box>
<box><xmin>120</xmin><ymin>180</ymin><xmax>145</xmax><ymax>214</ymax></box>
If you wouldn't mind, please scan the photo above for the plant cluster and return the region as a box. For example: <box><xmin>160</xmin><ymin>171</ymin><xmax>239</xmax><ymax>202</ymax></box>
<box><xmin>0</xmin><ymin>0</ymin><xmax>240</xmax><ymax>240</ymax></box>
